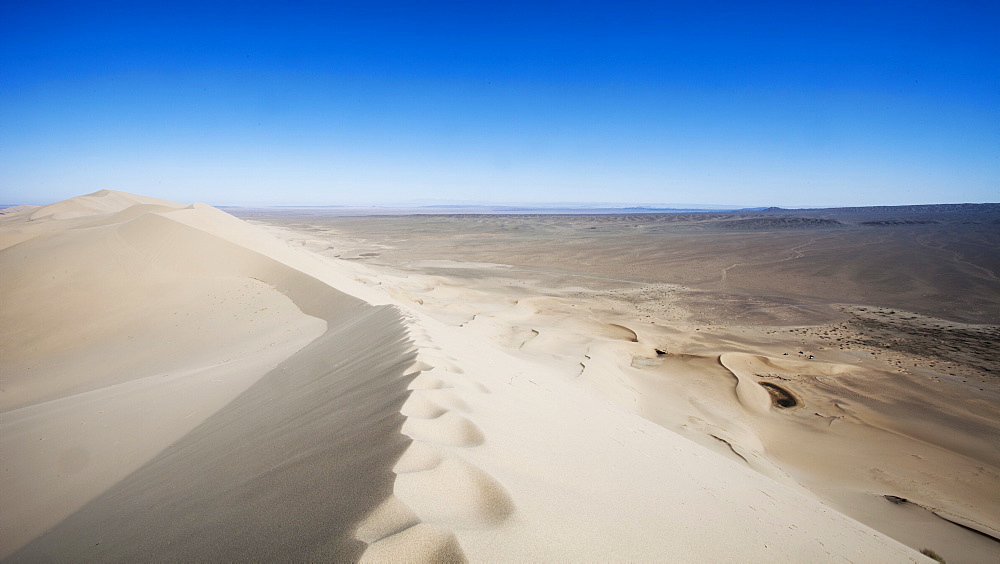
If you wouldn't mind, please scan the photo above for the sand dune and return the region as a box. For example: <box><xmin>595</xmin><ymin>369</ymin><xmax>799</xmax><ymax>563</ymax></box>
<box><xmin>0</xmin><ymin>191</ymin><xmax>943</xmax><ymax>561</ymax></box>
<box><xmin>2</xmin><ymin>191</ymin><xmax>413</xmax><ymax>559</ymax></box>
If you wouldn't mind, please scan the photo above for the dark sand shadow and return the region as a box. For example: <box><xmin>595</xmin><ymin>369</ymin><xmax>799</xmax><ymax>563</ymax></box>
<box><xmin>11</xmin><ymin>303</ymin><xmax>417</xmax><ymax>561</ymax></box>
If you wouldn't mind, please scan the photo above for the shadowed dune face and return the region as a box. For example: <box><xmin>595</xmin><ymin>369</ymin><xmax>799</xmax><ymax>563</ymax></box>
<box><xmin>12</xmin><ymin>306</ymin><xmax>416</xmax><ymax>561</ymax></box>
<box><xmin>1</xmin><ymin>193</ymin><xmax>419</xmax><ymax>559</ymax></box>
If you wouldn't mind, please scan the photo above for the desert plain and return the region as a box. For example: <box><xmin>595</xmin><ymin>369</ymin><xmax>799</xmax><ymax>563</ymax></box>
<box><xmin>1</xmin><ymin>191</ymin><xmax>998</xmax><ymax>562</ymax></box>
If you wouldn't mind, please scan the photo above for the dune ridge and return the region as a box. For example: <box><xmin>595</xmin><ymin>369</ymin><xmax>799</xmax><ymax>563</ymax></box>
<box><xmin>2</xmin><ymin>191</ymin><xmax>416</xmax><ymax>559</ymax></box>
<box><xmin>1</xmin><ymin>191</ymin><xmax>934</xmax><ymax>561</ymax></box>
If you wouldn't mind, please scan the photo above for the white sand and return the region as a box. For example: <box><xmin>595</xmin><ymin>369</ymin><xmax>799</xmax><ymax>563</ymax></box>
<box><xmin>0</xmin><ymin>191</ymin><xmax>934</xmax><ymax>561</ymax></box>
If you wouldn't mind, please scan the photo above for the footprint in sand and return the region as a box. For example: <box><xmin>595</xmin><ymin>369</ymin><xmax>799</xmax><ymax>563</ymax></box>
<box><xmin>412</xmin><ymin>351</ymin><xmax>465</xmax><ymax>374</ymax></box>
<box><xmin>401</xmin><ymin>393</ymin><xmax>448</xmax><ymax>419</ymax></box>
<box><xmin>408</xmin><ymin>367</ymin><xmax>489</xmax><ymax>393</ymax></box>
<box><xmin>407</xmin><ymin>360</ymin><xmax>436</xmax><ymax>373</ymax></box>
<box><xmin>455</xmin><ymin>379</ymin><xmax>491</xmax><ymax>394</ymax></box>
<box><xmin>394</xmin><ymin>441</ymin><xmax>446</xmax><ymax>474</ymax></box>
<box><xmin>360</xmin><ymin>523</ymin><xmax>466</xmax><ymax>563</ymax></box>
<box><xmin>420</xmin><ymin>389</ymin><xmax>471</xmax><ymax>413</ymax></box>
<box><xmin>355</xmin><ymin>497</ymin><xmax>466</xmax><ymax>562</ymax></box>
<box><xmin>403</xmin><ymin>412</ymin><xmax>485</xmax><ymax>447</ymax></box>
<box><xmin>408</xmin><ymin>373</ymin><xmax>450</xmax><ymax>390</ymax></box>
<box><xmin>394</xmin><ymin>456</ymin><xmax>515</xmax><ymax>529</ymax></box>
<box><xmin>355</xmin><ymin>495</ymin><xmax>421</xmax><ymax>544</ymax></box>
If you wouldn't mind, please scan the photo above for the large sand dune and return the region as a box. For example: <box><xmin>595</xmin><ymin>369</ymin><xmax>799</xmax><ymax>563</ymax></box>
<box><xmin>2</xmin><ymin>191</ymin><xmax>414</xmax><ymax>559</ymax></box>
<box><xmin>0</xmin><ymin>191</ymin><xmax>959</xmax><ymax>561</ymax></box>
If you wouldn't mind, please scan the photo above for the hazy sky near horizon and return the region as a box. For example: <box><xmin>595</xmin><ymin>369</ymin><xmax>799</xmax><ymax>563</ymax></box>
<box><xmin>1</xmin><ymin>1</ymin><xmax>997</xmax><ymax>207</ymax></box>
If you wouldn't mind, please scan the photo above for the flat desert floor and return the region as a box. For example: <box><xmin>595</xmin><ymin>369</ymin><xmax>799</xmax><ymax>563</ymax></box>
<box><xmin>2</xmin><ymin>192</ymin><xmax>997</xmax><ymax>562</ymax></box>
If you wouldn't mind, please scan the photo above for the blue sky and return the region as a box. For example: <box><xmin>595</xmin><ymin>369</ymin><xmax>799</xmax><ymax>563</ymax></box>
<box><xmin>1</xmin><ymin>1</ymin><xmax>997</xmax><ymax>207</ymax></box>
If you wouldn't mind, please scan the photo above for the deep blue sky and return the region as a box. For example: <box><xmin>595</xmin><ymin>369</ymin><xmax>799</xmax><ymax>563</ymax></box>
<box><xmin>1</xmin><ymin>1</ymin><xmax>997</xmax><ymax>206</ymax></box>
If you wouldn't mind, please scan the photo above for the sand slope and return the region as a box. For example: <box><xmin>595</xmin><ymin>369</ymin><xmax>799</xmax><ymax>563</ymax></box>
<box><xmin>1</xmin><ymin>191</ymin><xmax>415</xmax><ymax>559</ymax></box>
<box><xmin>1</xmin><ymin>191</ymin><xmax>929</xmax><ymax>561</ymax></box>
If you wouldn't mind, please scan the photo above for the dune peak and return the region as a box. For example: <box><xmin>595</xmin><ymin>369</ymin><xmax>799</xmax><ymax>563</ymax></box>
<box><xmin>26</xmin><ymin>190</ymin><xmax>185</xmax><ymax>221</ymax></box>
